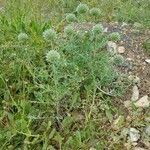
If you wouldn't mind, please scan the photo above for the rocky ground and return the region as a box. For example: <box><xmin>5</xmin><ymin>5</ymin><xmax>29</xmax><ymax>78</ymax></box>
<box><xmin>105</xmin><ymin>22</ymin><xmax>150</xmax><ymax>150</ymax></box>
<box><xmin>73</xmin><ymin>21</ymin><xmax>150</xmax><ymax>149</ymax></box>
<box><xmin>72</xmin><ymin>22</ymin><xmax>150</xmax><ymax>149</ymax></box>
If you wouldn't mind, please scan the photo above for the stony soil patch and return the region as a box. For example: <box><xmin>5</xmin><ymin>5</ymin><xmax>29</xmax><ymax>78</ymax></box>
<box><xmin>104</xmin><ymin>22</ymin><xmax>150</xmax><ymax>149</ymax></box>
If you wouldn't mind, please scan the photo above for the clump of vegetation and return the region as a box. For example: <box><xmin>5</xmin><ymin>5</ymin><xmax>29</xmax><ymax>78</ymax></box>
<box><xmin>46</xmin><ymin>50</ymin><xmax>60</xmax><ymax>62</ymax></box>
<box><xmin>90</xmin><ymin>8</ymin><xmax>101</xmax><ymax>17</ymax></box>
<box><xmin>109</xmin><ymin>32</ymin><xmax>121</xmax><ymax>42</ymax></box>
<box><xmin>18</xmin><ymin>33</ymin><xmax>29</xmax><ymax>42</ymax></box>
<box><xmin>66</xmin><ymin>13</ymin><xmax>77</xmax><ymax>23</ymax></box>
<box><xmin>90</xmin><ymin>7</ymin><xmax>101</xmax><ymax>22</ymax></box>
<box><xmin>92</xmin><ymin>24</ymin><xmax>104</xmax><ymax>35</ymax></box>
<box><xmin>43</xmin><ymin>28</ymin><xmax>57</xmax><ymax>41</ymax></box>
<box><xmin>113</xmin><ymin>54</ymin><xmax>125</xmax><ymax>66</ymax></box>
<box><xmin>0</xmin><ymin>0</ymin><xmax>148</xmax><ymax>149</ymax></box>
<box><xmin>76</xmin><ymin>3</ymin><xmax>89</xmax><ymax>14</ymax></box>
<box><xmin>64</xmin><ymin>25</ymin><xmax>75</xmax><ymax>36</ymax></box>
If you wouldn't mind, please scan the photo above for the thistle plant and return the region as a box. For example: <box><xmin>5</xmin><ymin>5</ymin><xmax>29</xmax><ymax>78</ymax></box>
<box><xmin>0</xmin><ymin>2</ymin><xmax>128</xmax><ymax>149</ymax></box>
<box><xmin>18</xmin><ymin>33</ymin><xmax>28</xmax><ymax>42</ymax></box>
<box><xmin>92</xmin><ymin>24</ymin><xmax>104</xmax><ymax>36</ymax></box>
<box><xmin>76</xmin><ymin>3</ymin><xmax>89</xmax><ymax>14</ymax></box>
<box><xmin>90</xmin><ymin>8</ymin><xmax>101</xmax><ymax>22</ymax></box>
<box><xmin>90</xmin><ymin>8</ymin><xmax>101</xmax><ymax>17</ymax></box>
<box><xmin>43</xmin><ymin>28</ymin><xmax>57</xmax><ymax>41</ymax></box>
<box><xmin>64</xmin><ymin>25</ymin><xmax>75</xmax><ymax>37</ymax></box>
<box><xmin>109</xmin><ymin>32</ymin><xmax>121</xmax><ymax>42</ymax></box>
<box><xmin>45</xmin><ymin>50</ymin><xmax>61</xmax><ymax>117</ymax></box>
<box><xmin>113</xmin><ymin>54</ymin><xmax>125</xmax><ymax>66</ymax></box>
<box><xmin>46</xmin><ymin>50</ymin><xmax>60</xmax><ymax>63</ymax></box>
<box><xmin>76</xmin><ymin>3</ymin><xmax>89</xmax><ymax>22</ymax></box>
<box><xmin>66</xmin><ymin>13</ymin><xmax>76</xmax><ymax>23</ymax></box>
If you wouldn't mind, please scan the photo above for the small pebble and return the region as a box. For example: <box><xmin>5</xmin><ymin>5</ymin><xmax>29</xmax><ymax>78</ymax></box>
<box><xmin>104</xmin><ymin>27</ymin><xmax>108</xmax><ymax>33</ymax></box>
<box><xmin>131</xmin><ymin>85</ymin><xmax>139</xmax><ymax>101</ymax></box>
<box><xmin>134</xmin><ymin>95</ymin><xmax>149</xmax><ymax>108</ymax></box>
<box><xmin>129</xmin><ymin>128</ymin><xmax>140</xmax><ymax>142</ymax></box>
<box><xmin>117</xmin><ymin>46</ymin><xmax>125</xmax><ymax>54</ymax></box>
<box><xmin>145</xmin><ymin>59</ymin><xmax>150</xmax><ymax>64</ymax></box>
<box><xmin>126</xmin><ymin>57</ymin><xmax>134</xmax><ymax>61</ymax></box>
<box><xmin>126</xmin><ymin>116</ymin><xmax>132</xmax><ymax>122</ymax></box>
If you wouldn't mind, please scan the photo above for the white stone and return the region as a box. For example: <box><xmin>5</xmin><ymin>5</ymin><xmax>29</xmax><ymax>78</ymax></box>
<box><xmin>134</xmin><ymin>95</ymin><xmax>149</xmax><ymax>108</ymax></box>
<box><xmin>129</xmin><ymin>128</ymin><xmax>140</xmax><ymax>142</ymax></box>
<box><xmin>117</xmin><ymin>46</ymin><xmax>125</xmax><ymax>54</ymax></box>
<box><xmin>104</xmin><ymin>27</ymin><xmax>108</xmax><ymax>33</ymax></box>
<box><xmin>131</xmin><ymin>85</ymin><xmax>139</xmax><ymax>101</ymax></box>
<box><xmin>107</xmin><ymin>41</ymin><xmax>117</xmax><ymax>54</ymax></box>
<box><xmin>145</xmin><ymin>59</ymin><xmax>150</xmax><ymax>64</ymax></box>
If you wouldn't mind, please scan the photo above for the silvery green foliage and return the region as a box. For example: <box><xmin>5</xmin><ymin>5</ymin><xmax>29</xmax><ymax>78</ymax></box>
<box><xmin>18</xmin><ymin>33</ymin><xmax>28</xmax><ymax>42</ymax></box>
<box><xmin>76</xmin><ymin>3</ymin><xmax>89</xmax><ymax>14</ymax></box>
<box><xmin>109</xmin><ymin>32</ymin><xmax>121</xmax><ymax>42</ymax></box>
<box><xmin>113</xmin><ymin>54</ymin><xmax>125</xmax><ymax>66</ymax></box>
<box><xmin>64</xmin><ymin>25</ymin><xmax>75</xmax><ymax>36</ymax></box>
<box><xmin>90</xmin><ymin>8</ymin><xmax>101</xmax><ymax>17</ymax></box>
<box><xmin>92</xmin><ymin>24</ymin><xmax>103</xmax><ymax>35</ymax></box>
<box><xmin>46</xmin><ymin>50</ymin><xmax>60</xmax><ymax>62</ymax></box>
<box><xmin>43</xmin><ymin>29</ymin><xmax>57</xmax><ymax>41</ymax></box>
<box><xmin>66</xmin><ymin>13</ymin><xmax>76</xmax><ymax>23</ymax></box>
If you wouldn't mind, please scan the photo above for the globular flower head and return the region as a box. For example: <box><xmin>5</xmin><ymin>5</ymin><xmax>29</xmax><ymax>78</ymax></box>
<box><xmin>18</xmin><ymin>33</ymin><xmax>28</xmax><ymax>42</ymax></box>
<box><xmin>90</xmin><ymin>8</ymin><xmax>101</xmax><ymax>17</ymax></box>
<box><xmin>64</xmin><ymin>25</ymin><xmax>75</xmax><ymax>36</ymax></box>
<box><xmin>109</xmin><ymin>32</ymin><xmax>121</xmax><ymax>42</ymax></box>
<box><xmin>92</xmin><ymin>24</ymin><xmax>103</xmax><ymax>35</ymax></box>
<box><xmin>76</xmin><ymin>3</ymin><xmax>89</xmax><ymax>14</ymax></box>
<box><xmin>43</xmin><ymin>28</ymin><xmax>57</xmax><ymax>41</ymax></box>
<box><xmin>46</xmin><ymin>50</ymin><xmax>60</xmax><ymax>62</ymax></box>
<box><xmin>66</xmin><ymin>13</ymin><xmax>76</xmax><ymax>23</ymax></box>
<box><xmin>113</xmin><ymin>54</ymin><xmax>125</xmax><ymax>66</ymax></box>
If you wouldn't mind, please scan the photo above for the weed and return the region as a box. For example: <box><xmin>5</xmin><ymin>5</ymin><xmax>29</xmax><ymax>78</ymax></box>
<box><xmin>0</xmin><ymin>0</ymin><xmax>148</xmax><ymax>149</ymax></box>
